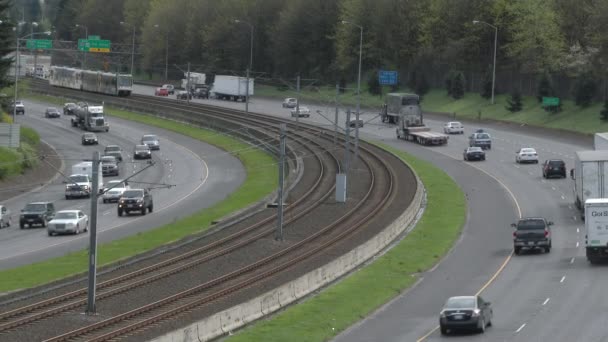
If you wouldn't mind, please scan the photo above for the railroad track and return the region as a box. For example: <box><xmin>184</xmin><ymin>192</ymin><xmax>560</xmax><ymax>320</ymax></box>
<box><xmin>0</xmin><ymin>81</ymin><xmax>410</xmax><ymax>341</ymax></box>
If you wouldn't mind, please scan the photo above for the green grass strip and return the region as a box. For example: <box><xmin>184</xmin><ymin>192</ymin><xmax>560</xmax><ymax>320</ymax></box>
<box><xmin>0</xmin><ymin>95</ymin><xmax>277</xmax><ymax>293</ymax></box>
<box><xmin>227</xmin><ymin>143</ymin><xmax>465</xmax><ymax>342</ymax></box>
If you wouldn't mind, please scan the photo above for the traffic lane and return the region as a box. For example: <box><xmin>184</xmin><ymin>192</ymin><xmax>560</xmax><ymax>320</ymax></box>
<box><xmin>0</xmin><ymin>103</ymin><xmax>246</xmax><ymax>270</ymax></box>
<box><xmin>0</xmin><ymin>106</ymin><xmax>168</xmax><ymax>266</ymax></box>
<box><xmin>332</xmin><ymin>137</ymin><xmax>517</xmax><ymax>342</ymax></box>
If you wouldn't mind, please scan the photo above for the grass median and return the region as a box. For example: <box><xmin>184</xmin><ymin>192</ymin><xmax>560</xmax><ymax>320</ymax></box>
<box><xmin>0</xmin><ymin>95</ymin><xmax>277</xmax><ymax>293</ymax></box>
<box><xmin>227</xmin><ymin>143</ymin><xmax>466</xmax><ymax>342</ymax></box>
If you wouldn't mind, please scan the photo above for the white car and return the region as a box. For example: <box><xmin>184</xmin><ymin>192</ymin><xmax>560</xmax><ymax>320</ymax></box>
<box><xmin>47</xmin><ymin>210</ymin><xmax>88</xmax><ymax>236</ymax></box>
<box><xmin>443</xmin><ymin>121</ymin><xmax>464</xmax><ymax>134</ymax></box>
<box><xmin>282</xmin><ymin>98</ymin><xmax>298</xmax><ymax>108</ymax></box>
<box><xmin>291</xmin><ymin>106</ymin><xmax>310</xmax><ymax>118</ymax></box>
<box><xmin>103</xmin><ymin>180</ymin><xmax>130</xmax><ymax>203</ymax></box>
<box><xmin>516</xmin><ymin>148</ymin><xmax>539</xmax><ymax>164</ymax></box>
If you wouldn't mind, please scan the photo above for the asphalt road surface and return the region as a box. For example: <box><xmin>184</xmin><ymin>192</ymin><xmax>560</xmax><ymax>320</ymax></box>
<box><xmin>0</xmin><ymin>99</ymin><xmax>245</xmax><ymax>270</ymax></box>
<box><xmin>134</xmin><ymin>84</ymin><xmax>596</xmax><ymax>342</ymax></box>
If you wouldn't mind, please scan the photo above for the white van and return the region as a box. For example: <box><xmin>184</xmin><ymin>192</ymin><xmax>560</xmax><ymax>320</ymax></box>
<box><xmin>0</xmin><ymin>205</ymin><xmax>11</xmax><ymax>228</ymax></box>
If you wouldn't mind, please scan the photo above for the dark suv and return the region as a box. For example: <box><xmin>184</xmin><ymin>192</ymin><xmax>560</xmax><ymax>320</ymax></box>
<box><xmin>118</xmin><ymin>189</ymin><xmax>153</xmax><ymax>216</ymax></box>
<box><xmin>469</xmin><ymin>131</ymin><xmax>492</xmax><ymax>150</ymax></box>
<box><xmin>512</xmin><ymin>217</ymin><xmax>553</xmax><ymax>255</ymax></box>
<box><xmin>542</xmin><ymin>159</ymin><xmax>566</xmax><ymax>178</ymax></box>
<box><xmin>20</xmin><ymin>202</ymin><xmax>56</xmax><ymax>229</ymax></box>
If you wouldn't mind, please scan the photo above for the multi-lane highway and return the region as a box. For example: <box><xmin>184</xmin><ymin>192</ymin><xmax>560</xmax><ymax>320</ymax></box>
<box><xmin>0</xmin><ymin>100</ymin><xmax>245</xmax><ymax>270</ymax></box>
<box><xmin>133</xmin><ymin>84</ymin><xmax>595</xmax><ymax>341</ymax></box>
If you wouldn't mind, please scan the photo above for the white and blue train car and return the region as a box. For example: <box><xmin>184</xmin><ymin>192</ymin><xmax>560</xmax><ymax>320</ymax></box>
<box><xmin>49</xmin><ymin>66</ymin><xmax>132</xmax><ymax>96</ymax></box>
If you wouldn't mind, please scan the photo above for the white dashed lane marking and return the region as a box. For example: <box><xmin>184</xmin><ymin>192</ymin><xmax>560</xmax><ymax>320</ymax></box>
<box><xmin>516</xmin><ymin>323</ymin><xmax>526</xmax><ymax>333</ymax></box>
<box><xmin>560</xmin><ymin>276</ymin><xmax>566</xmax><ymax>283</ymax></box>
<box><xmin>570</xmin><ymin>257</ymin><xmax>575</xmax><ymax>264</ymax></box>
<box><xmin>542</xmin><ymin>298</ymin><xmax>550</xmax><ymax>306</ymax></box>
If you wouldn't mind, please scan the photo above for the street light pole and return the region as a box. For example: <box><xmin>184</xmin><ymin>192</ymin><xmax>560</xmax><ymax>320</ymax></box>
<box><xmin>120</xmin><ymin>22</ymin><xmax>136</xmax><ymax>76</ymax></box>
<box><xmin>473</xmin><ymin>20</ymin><xmax>498</xmax><ymax>105</ymax></box>
<box><xmin>76</xmin><ymin>24</ymin><xmax>88</xmax><ymax>69</ymax></box>
<box><xmin>234</xmin><ymin>19</ymin><xmax>253</xmax><ymax>114</ymax></box>
<box><xmin>341</xmin><ymin>20</ymin><xmax>363</xmax><ymax>163</ymax></box>
<box><xmin>154</xmin><ymin>24</ymin><xmax>168</xmax><ymax>81</ymax></box>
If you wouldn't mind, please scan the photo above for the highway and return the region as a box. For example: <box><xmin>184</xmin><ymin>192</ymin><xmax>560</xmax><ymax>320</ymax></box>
<box><xmin>133</xmin><ymin>84</ymin><xmax>595</xmax><ymax>341</ymax></box>
<box><xmin>0</xmin><ymin>100</ymin><xmax>245</xmax><ymax>270</ymax></box>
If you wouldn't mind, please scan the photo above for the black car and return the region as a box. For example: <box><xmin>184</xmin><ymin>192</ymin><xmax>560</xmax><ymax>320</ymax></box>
<box><xmin>512</xmin><ymin>217</ymin><xmax>553</xmax><ymax>255</ymax></box>
<box><xmin>193</xmin><ymin>87</ymin><xmax>209</xmax><ymax>99</ymax></box>
<box><xmin>463</xmin><ymin>147</ymin><xmax>486</xmax><ymax>161</ymax></box>
<box><xmin>118</xmin><ymin>189</ymin><xmax>153</xmax><ymax>216</ymax></box>
<box><xmin>439</xmin><ymin>296</ymin><xmax>493</xmax><ymax>335</ymax></box>
<box><xmin>141</xmin><ymin>135</ymin><xmax>160</xmax><ymax>150</ymax></box>
<box><xmin>19</xmin><ymin>202</ymin><xmax>55</xmax><ymax>229</ymax></box>
<box><xmin>542</xmin><ymin>159</ymin><xmax>566</xmax><ymax>178</ymax></box>
<box><xmin>81</xmin><ymin>133</ymin><xmax>99</xmax><ymax>145</ymax></box>
<box><xmin>133</xmin><ymin>144</ymin><xmax>152</xmax><ymax>159</ymax></box>
<box><xmin>63</xmin><ymin>102</ymin><xmax>78</xmax><ymax>115</ymax></box>
<box><xmin>44</xmin><ymin>107</ymin><xmax>61</xmax><ymax>118</ymax></box>
<box><xmin>101</xmin><ymin>156</ymin><xmax>119</xmax><ymax>176</ymax></box>
<box><xmin>176</xmin><ymin>90</ymin><xmax>192</xmax><ymax>100</ymax></box>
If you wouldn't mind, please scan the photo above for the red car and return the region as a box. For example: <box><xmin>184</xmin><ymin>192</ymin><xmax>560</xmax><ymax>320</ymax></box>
<box><xmin>155</xmin><ymin>87</ymin><xmax>169</xmax><ymax>96</ymax></box>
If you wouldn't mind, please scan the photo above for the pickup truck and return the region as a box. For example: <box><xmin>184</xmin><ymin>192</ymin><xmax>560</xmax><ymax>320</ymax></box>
<box><xmin>512</xmin><ymin>217</ymin><xmax>553</xmax><ymax>255</ymax></box>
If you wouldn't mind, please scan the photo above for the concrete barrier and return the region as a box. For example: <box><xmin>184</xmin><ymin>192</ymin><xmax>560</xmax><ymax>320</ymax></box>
<box><xmin>150</xmin><ymin>158</ymin><xmax>425</xmax><ymax>342</ymax></box>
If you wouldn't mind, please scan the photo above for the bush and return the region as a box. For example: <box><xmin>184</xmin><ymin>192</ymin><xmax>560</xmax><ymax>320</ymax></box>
<box><xmin>480</xmin><ymin>68</ymin><xmax>492</xmax><ymax>99</ymax></box>
<box><xmin>537</xmin><ymin>73</ymin><xmax>554</xmax><ymax>102</ymax></box>
<box><xmin>506</xmin><ymin>89</ymin><xmax>523</xmax><ymax>112</ymax></box>
<box><xmin>601</xmin><ymin>101</ymin><xmax>608</xmax><ymax>121</ymax></box>
<box><xmin>415</xmin><ymin>73</ymin><xmax>430</xmax><ymax>95</ymax></box>
<box><xmin>367</xmin><ymin>71</ymin><xmax>381</xmax><ymax>96</ymax></box>
<box><xmin>20</xmin><ymin>126</ymin><xmax>40</xmax><ymax>147</ymax></box>
<box><xmin>18</xmin><ymin>142</ymin><xmax>38</xmax><ymax>170</ymax></box>
<box><xmin>573</xmin><ymin>76</ymin><xmax>597</xmax><ymax>107</ymax></box>
<box><xmin>450</xmin><ymin>71</ymin><xmax>465</xmax><ymax>99</ymax></box>
<box><xmin>0</xmin><ymin>146</ymin><xmax>22</xmax><ymax>179</ymax></box>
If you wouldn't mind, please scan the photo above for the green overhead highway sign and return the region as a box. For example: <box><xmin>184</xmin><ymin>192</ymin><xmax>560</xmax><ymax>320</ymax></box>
<box><xmin>88</xmin><ymin>35</ymin><xmax>100</xmax><ymax>40</ymax></box>
<box><xmin>78</xmin><ymin>39</ymin><xmax>111</xmax><ymax>53</ymax></box>
<box><xmin>26</xmin><ymin>39</ymin><xmax>52</xmax><ymax>50</ymax></box>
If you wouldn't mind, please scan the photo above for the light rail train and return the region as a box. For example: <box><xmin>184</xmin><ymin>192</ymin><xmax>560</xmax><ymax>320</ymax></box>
<box><xmin>49</xmin><ymin>66</ymin><xmax>132</xmax><ymax>96</ymax></box>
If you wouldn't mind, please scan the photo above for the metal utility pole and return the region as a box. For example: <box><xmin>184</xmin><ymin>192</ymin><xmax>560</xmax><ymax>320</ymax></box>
<box><xmin>186</xmin><ymin>62</ymin><xmax>191</xmax><ymax>104</ymax></box>
<box><xmin>344</xmin><ymin>109</ymin><xmax>351</xmax><ymax>174</ymax></box>
<box><xmin>473</xmin><ymin>20</ymin><xmax>498</xmax><ymax>105</ymax></box>
<box><xmin>354</xmin><ymin>110</ymin><xmax>360</xmax><ymax>164</ymax></box>
<box><xmin>334</xmin><ymin>83</ymin><xmax>339</xmax><ymax>146</ymax></box>
<box><xmin>295</xmin><ymin>75</ymin><xmax>300</xmax><ymax>126</ymax></box>
<box><xmin>234</xmin><ymin>19</ymin><xmax>254</xmax><ymax>114</ymax></box>
<box><xmin>164</xmin><ymin>33</ymin><xmax>168</xmax><ymax>81</ymax></box>
<box><xmin>275</xmin><ymin>124</ymin><xmax>287</xmax><ymax>241</ymax></box>
<box><xmin>14</xmin><ymin>38</ymin><xmax>19</xmax><ymax>121</ymax></box>
<box><xmin>86</xmin><ymin>151</ymin><xmax>100</xmax><ymax>315</ymax></box>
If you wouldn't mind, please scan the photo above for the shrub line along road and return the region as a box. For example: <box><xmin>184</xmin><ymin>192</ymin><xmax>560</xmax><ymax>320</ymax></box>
<box><xmin>0</xmin><ymin>100</ymin><xmax>245</xmax><ymax>270</ymax></box>
<box><xmin>132</xmin><ymin>85</ymin><xmax>593</xmax><ymax>341</ymax></box>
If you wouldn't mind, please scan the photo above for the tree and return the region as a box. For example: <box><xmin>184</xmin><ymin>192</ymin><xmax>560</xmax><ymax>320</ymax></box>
<box><xmin>451</xmin><ymin>71</ymin><xmax>465</xmax><ymax>99</ymax></box>
<box><xmin>537</xmin><ymin>73</ymin><xmax>554</xmax><ymax>102</ymax></box>
<box><xmin>339</xmin><ymin>76</ymin><xmax>347</xmax><ymax>94</ymax></box>
<box><xmin>367</xmin><ymin>71</ymin><xmax>381</xmax><ymax>95</ymax></box>
<box><xmin>415</xmin><ymin>73</ymin><xmax>429</xmax><ymax>95</ymax></box>
<box><xmin>506</xmin><ymin>89</ymin><xmax>523</xmax><ymax>112</ymax></box>
<box><xmin>0</xmin><ymin>1</ymin><xmax>15</xmax><ymax>90</ymax></box>
<box><xmin>480</xmin><ymin>67</ymin><xmax>492</xmax><ymax>99</ymax></box>
<box><xmin>573</xmin><ymin>75</ymin><xmax>597</xmax><ymax>107</ymax></box>
<box><xmin>601</xmin><ymin>100</ymin><xmax>608</xmax><ymax>121</ymax></box>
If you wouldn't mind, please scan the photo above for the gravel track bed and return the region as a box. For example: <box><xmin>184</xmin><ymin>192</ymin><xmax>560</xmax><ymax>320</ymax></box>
<box><xmin>1</xmin><ymin>88</ymin><xmax>416</xmax><ymax>341</ymax></box>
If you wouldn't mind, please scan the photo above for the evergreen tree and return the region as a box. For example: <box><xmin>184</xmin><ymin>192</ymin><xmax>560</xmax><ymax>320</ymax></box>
<box><xmin>339</xmin><ymin>76</ymin><xmax>347</xmax><ymax>94</ymax></box>
<box><xmin>0</xmin><ymin>1</ymin><xmax>14</xmax><ymax>91</ymax></box>
<box><xmin>573</xmin><ymin>75</ymin><xmax>597</xmax><ymax>107</ymax></box>
<box><xmin>367</xmin><ymin>71</ymin><xmax>381</xmax><ymax>96</ymax></box>
<box><xmin>451</xmin><ymin>71</ymin><xmax>465</xmax><ymax>99</ymax></box>
<box><xmin>506</xmin><ymin>89</ymin><xmax>523</xmax><ymax>112</ymax></box>
<box><xmin>415</xmin><ymin>73</ymin><xmax>429</xmax><ymax>95</ymax></box>
<box><xmin>537</xmin><ymin>73</ymin><xmax>554</xmax><ymax>102</ymax></box>
<box><xmin>407</xmin><ymin>71</ymin><xmax>417</xmax><ymax>91</ymax></box>
<box><xmin>601</xmin><ymin>100</ymin><xmax>608</xmax><ymax>121</ymax></box>
<box><xmin>480</xmin><ymin>68</ymin><xmax>492</xmax><ymax>99</ymax></box>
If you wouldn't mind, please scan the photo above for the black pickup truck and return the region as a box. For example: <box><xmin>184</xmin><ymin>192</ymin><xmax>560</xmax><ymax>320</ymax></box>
<box><xmin>512</xmin><ymin>217</ymin><xmax>553</xmax><ymax>255</ymax></box>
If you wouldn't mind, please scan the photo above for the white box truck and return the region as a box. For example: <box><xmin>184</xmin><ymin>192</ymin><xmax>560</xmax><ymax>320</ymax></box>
<box><xmin>594</xmin><ymin>133</ymin><xmax>608</xmax><ymax>150</ymax></box>
<box><xmin>211</xmin><ymin>75</ymin><xmax>253</xmax><ymax>102</ymax></box>
<box><xmin>572</xmin><ymin>150</ymin><xmax>608</xmax><ymax>219</ymax></box>
<box><xmin>65</xmin><ymin>161</ymin><xmax>103</xmax><ymax>199</ymax></box>
<box><xmin>585</xmin><ymin>198</ymin><xmax>608</xmax><ymax>264</ymax></box>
